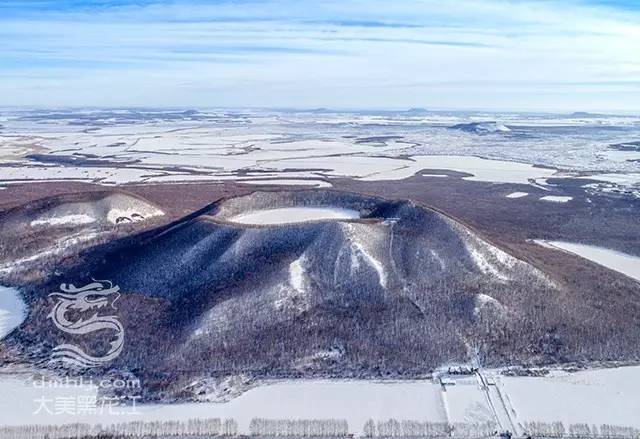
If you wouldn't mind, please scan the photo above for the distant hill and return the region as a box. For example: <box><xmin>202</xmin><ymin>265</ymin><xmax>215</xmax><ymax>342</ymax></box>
<box><xmin>450</xmin><ymin>121</ymin><xmax>511</xmax><ymax>133</ymax></box>
<box><xmin>405</xmin><ymin>107</ymin><xmax>430</xmax><ymax>114</ymax></box>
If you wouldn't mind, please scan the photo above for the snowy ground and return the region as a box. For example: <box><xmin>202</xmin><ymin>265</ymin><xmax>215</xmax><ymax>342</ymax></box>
<box><xmin>534</xmin><ymin>240</ymin><xmax>640</xmax><ymax>282</ymax></box>
<box><xmin>1</xmin><ymin>366</ymin><xmax>640</xmax><ymax>434</ymax></box>
<box><xmin>228</xmin><ymin>207</ymin><xmax>360</xmax><ymax>225</ymax></box>
<box><xmin>0</xmin><ymin>377</ymin><xmax>445</xmax><ymax>434</ymax></box>
<box><xmin>500</xmin><ymin>366</ymin><xmax>640</xmax><ymax>428</ymax></box>
<box><xmin>0</xmin><ymin>286</ymin><xmax>26</xmax><ymax>339</ymax></box>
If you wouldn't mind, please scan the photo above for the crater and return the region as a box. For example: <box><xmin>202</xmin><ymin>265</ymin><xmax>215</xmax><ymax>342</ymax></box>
<box><xmin>229</xmin><ymin>207</ymin><xmax>360</xmax><ymax>225</ymax></box>
<box><xmin>211</xmin><ymin>190</ymin><xmax>383</xmax><ymax>226</ymax></box>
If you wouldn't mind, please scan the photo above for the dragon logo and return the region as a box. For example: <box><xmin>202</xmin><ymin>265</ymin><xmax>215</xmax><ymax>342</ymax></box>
<box><xmin>48</xmin><ymin>280</ymin><xmax>124</xmax><ymax>368</ymax></box>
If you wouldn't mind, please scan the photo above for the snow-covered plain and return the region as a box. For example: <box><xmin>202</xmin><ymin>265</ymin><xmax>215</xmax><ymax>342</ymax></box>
<box><xmin>0</xmin><ymin>286</ymin><xmax>27</xmax><ymax>339</ymax></box>
<box><xmin>0</xmin><ymin>378</ymin><xmax>445</xmax><ymax>434</ymax></box>
<box><xmin>441</xmin><ymin>375</ymin><xmax>494</xmax><ymax>424</ymax></box>
<box><xmin>534</xmin><ymin>240</ymin><xmax>640</xmax><ymax>282</ymax></box>
<box><xmin>2</xmin><ymin>366</ymin><xmax>640</xmax><ymax>433</ymax></box>
<box><xmin>228</xmin><ymin>207</ymin><xmax>360</xmax><ymax>225</ymax></box>
<box><xmin>501</xmin><ymin>366</ymin><xmax>640</xmax><ymax>428</ymax></box>
<box><xmin>1</xmin><ymin>109</ymin><xmax>639</xmax><ymax>196</ymax></box>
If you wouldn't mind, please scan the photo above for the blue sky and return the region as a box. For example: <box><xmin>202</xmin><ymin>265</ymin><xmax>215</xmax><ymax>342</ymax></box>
<box><xmin>1</xmin><ymin>0</ymin><xmax>639</xmax><ymax>111</ymax></box>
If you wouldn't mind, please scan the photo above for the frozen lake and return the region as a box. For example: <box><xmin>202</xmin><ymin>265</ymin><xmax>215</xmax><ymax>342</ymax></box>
<box><xmin>228</xmin><ymin>207</ymin><xmax>360</xmax><ymax>225</ymax></box>
<box><xmin>535</xmin><ymin>240</ymin><xmax>640</xmax><ymax>282</ymax></box>
<box><xmin>0</xmin><ymin>286</ymin><xmax>27</xmax><ymax>339</ymax></box>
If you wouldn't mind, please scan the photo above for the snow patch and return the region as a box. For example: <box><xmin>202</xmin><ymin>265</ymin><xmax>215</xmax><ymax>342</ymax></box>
<box><xmin>184</xmin><ymin>375</ymin><xmax>253</xmax><ymax>403</ymax></box>
<box><xmin>534</xmin><ymin>240</ymin><xmax>640</xmax><ymax>282</ymax></box>
<box><xmin>0</xmin><ymin>286</ymin><xmax>27</xmax><ymax>339</ymax></box>
<box><xmin>107</xmin><ymin>207</ymin><xmax>163</xmax><ymax>224</ymax></box>
<box><xmin>449</xmin><ymin>218</ymin><xmax>538</xmax><ymax>282</ymax></box>
<box><xmin>308</xmin><ymin>348</ymin><xmax>343</xmax><ymax>362</ymax></box>
<box><xmin>289</xmin><ymin>258</ymin><xmax>306</xmax><ymax>293</ymax></box>
<box><xmin>30</xmin><ymin>214</ymin><xmax>96</xmax><ymax>228</ymax></box>
<box><xmin>0</xmin><ymin>232</ymin><xmax>104</xmax><ymax>275</ymax></box>
<box><xmin>467</xmin><ymin>246</ymin><xmax>509</xmax><ymax>281</ymax></box>
<box><xmin>473</xmin><ymin>294</ymin><xmax>503</xmax><ymax>316</ymax></box>
<box><xmin>354</xmin><ymin>244</ymin><xmax>387</xmax><ymax>288</ymax></box>
<box><xmin>341</xmin><ymin>223</ymin><xmax>390</xmax><ymax>289</ymax></box>
<box><xmin>486</xmin><ymin>244</ymin><xmax>517</xmax><ymax>269</ymax></box>
<box><xmin>579</xmin><ymin>173</ymin><xmax>640</xmax><ymax>186</ymax></box>
<box><xmin>539</xmin><ymin>196</ymin><xmax>573</xmax><ymax>203</ymax></box>
<box><xmin>274</xmin><ymin>256</ymin><xmax>312</xmax><ymax>313</ymax></box>
<box><xmin>190</xmin><ymin>302</ymin><xmax>234</xmax><ymax>339</ymax></box>
<box><xmin>294</xmin><ymin>348</ymin><xmax>345</xmax><ymax>369</ymax></box>
<box><xmin>505</xmin><ymin>192</ymin><xmax>528</xmax><ymax>199</ymax></box>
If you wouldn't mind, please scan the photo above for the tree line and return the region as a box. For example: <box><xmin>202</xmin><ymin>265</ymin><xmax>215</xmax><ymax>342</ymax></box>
<box><xmin>523</xmin><ymin>422</ymin><xmax>640</xmax><ymax>438</ymax></box>
<box><xmin>248</xmin><ymin>418</ymin><xmax>349</xmax><ymax>437</ymax></box>
<box><xmin>363</xmin><ymin>419</ymin><xmax>497</xmax><ymax>438</ymax></box>
<box><xmin>0</xmin><ymin>418</ymin><xmax>237</xmax><ymax>439</ymax></box>
<box><xmin>3</xmin><ymin>418</ymin><xmax>640</xmax><ymax>439</ymax></box>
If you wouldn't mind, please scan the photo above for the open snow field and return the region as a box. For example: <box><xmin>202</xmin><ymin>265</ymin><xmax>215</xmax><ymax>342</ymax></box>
<box><xmin>500</xmin><ymin>367</ymin><xmax>640</xmax><ymax>428</ymax></box>
<box><xmin>0</xmin><ymin>286</ymin><xmax>26</xmax><ymax>339</ymax></box>
<box><xmin>1</xmin><ymin>366</ymin><xmax>640</xmax><ymax>433</ymax></box>
<box><xmin>0</xmin><ymin>378</ymin><xmax>445</xmax><ymax>434</ymax></box>
<box><xmin>1</xmin><ymin>109</ymin><xmax>639</xmax><ymax>197</ymax></box>
<box><xmin>440</xmin><ymin>376</ymin><xmax>495</xmax><ymax>424</ymax></box>
<box><xmin>535</xmin><ymin>240</ymin><xmax>640</xmax><ymax>282</ymax></box>
<box><xmin>229</xmin><ymin>207</ymin><xmax>360</xmax><ymax>225</ymax></box>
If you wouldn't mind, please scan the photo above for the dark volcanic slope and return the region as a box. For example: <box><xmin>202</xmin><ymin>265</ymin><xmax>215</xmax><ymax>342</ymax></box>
<box><xmin>0</xmin><ymin>191</ymin><xmax>166</xmax><ymax>283</ymax></box>
<box><xmin>4</xmin><ymin>190</ymin><xmax>640</xmax><ymax>401</ymax></box>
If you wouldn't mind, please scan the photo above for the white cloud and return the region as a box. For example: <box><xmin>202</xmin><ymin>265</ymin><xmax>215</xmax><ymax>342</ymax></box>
<box><xmin>0</xmin><ymin>0</ymin><xmax>639</xmax><ymax>110</ymax></box>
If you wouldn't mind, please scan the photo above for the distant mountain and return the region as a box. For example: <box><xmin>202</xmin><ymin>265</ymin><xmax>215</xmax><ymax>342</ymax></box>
<box><xmin>450</xmin><ymin>121</ymin><xmax>511</xmax><ymax>133</ymax></box>
<box><xmin>306</xmin><ymin>107</ymin><xmax>332</xmax><ymax>113</ymax></box>
<box><xmin>404</xmin><ymin>107</ymin><xmax>429</xmax><ymax>115</ymax></box>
